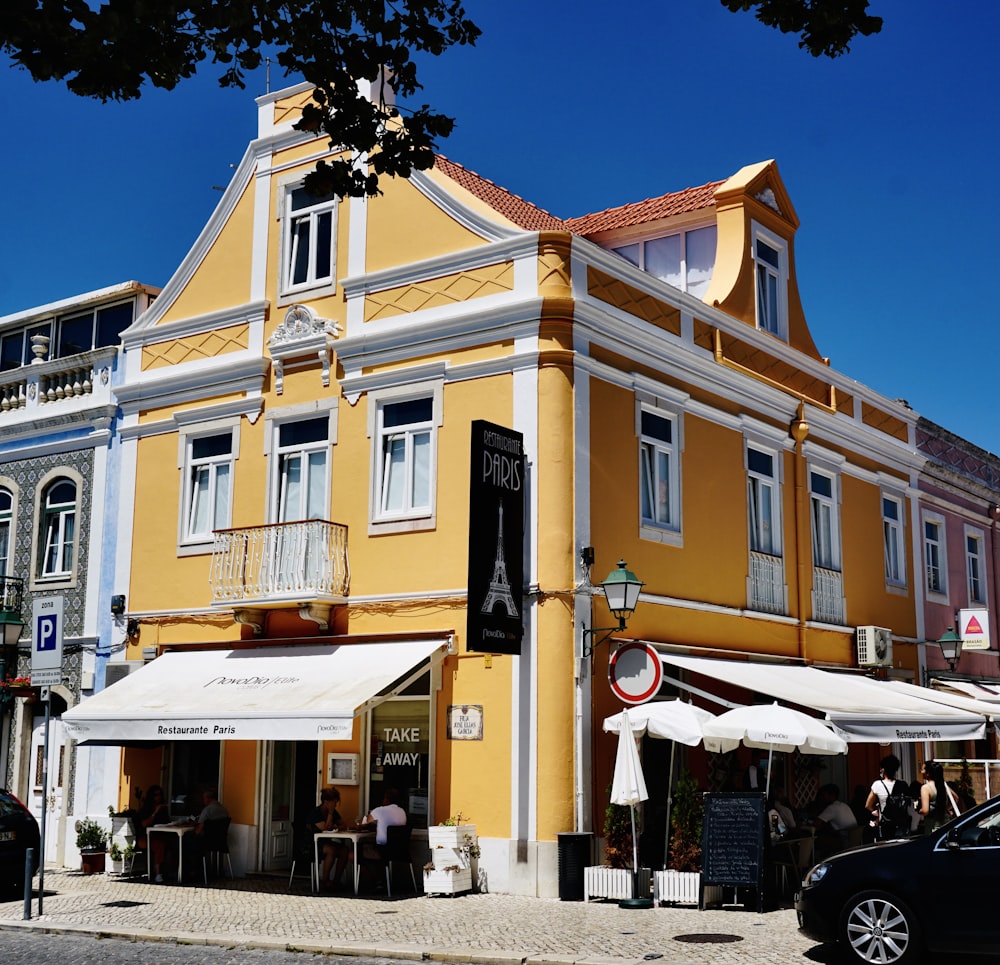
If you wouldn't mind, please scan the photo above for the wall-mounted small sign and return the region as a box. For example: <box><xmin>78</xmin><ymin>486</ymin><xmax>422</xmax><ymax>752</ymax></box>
<box><xmin>447</xmin><ymin>704</ymin><xmax>484</xmax><ymax>740</ymax></box>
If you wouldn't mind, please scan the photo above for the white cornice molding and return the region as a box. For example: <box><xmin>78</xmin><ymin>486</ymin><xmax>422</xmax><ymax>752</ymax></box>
<box><xmin>334</xmin><ymin>298</ymin><xmax>544</xmax><ymax>379</ymax></box>
<box><xmin>122</xmin><ymin>300</ymin><xmax>269</xmax><ymax>349</ymax></box>
<box><xmin>0</xmin><ymin>427</ymin><xmax>112</xmax><ymax>460</ymax></box>
<box><xmin>340</xmin><ymin>233</ymin><xmax>538</xmax><ymax>298</ymax></box>
<box><xmin>115</xmin><ymin>357</ymin><xmax>269</xmax><ymax>414</ymax></box>
<box><xmin>409</xmin><ymin>169</ymin><xmax>525</xmax><ymax>243</ymax></box>
<box><xmin>120</xmin><ymin>396</ymin><xmax>263</xmax><ymax>441</ymax></box>
<box><xmin>0</xmin><ymin>405</ymin><xmax>117</xmax><ymax>446</ymax></box>
<box><xmin>340</xmin><ymin>350</ymin><xmax>541</xmax><ymax>405</ymax></box>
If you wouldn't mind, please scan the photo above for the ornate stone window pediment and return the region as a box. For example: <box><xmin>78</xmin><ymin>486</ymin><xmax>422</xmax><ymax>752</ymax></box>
<box><xmin>267</xmin><ymin>304</ymin><xmax>341</xmax><ymax>394</ymax></box>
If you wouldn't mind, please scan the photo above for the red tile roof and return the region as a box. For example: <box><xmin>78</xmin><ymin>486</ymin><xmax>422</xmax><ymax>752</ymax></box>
<box><xmin>564</xmin><ymin>180</ymin><xmax>725</xmax><ymax>236</ymax></box>
<box><xmin>433</xmin><ymin>156</ymin><xmax>567</xmax><ymax>232</ymax></box>
<box><xmin>433</xmin><ymin>156</ymin><xmax>724</xmax><ymax>237</ymax></box>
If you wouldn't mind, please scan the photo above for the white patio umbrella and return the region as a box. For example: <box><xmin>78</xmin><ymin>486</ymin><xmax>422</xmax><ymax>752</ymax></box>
<box><xmin>603</xmin><ymin>700</ymin><xmax>721</xmax><ymax>745</ymax></box>
<box><xmin>609</xmin><ymin>708</ymin><xmax>648</xmax><ymax>877</ymax></box>
<box><xmin>604</xmin><ymin>700</ymin><xmax>726</xmax><ymax>869</ymax></box>
<box><xmin>701</xmin><ymin>701</ymin><xmax>847</xmax><ymax>796</ymax></box>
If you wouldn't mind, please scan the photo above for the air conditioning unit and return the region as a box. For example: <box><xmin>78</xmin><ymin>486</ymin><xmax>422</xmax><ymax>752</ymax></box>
<box><xmin>104</xmin><ymin>660</ymin><xmax>144</xmax><ymax>688</ymax></box>
<box><xmin>856</xmin><ymin>626</ymin><xmax>893</xmax><ymax>667</ymax></box>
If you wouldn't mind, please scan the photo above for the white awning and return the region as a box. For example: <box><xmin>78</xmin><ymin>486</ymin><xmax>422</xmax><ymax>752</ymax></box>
<box><xmin>657</xmin><ymin>652</ymin><xmax>988</xmax><ymax>743</ymax></box>
<box><xmin>932</xmin><ymin>679</ymin><xmax>1000</xmax><ymax>703</ymax></box>
<box><xmin>63</xmin><ymin>638</ymin><xmax>449</xmax><ymax>743</ymax></box>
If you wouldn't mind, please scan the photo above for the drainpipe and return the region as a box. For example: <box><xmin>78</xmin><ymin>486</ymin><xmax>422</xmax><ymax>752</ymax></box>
<box><xmin>790</xmin><ymin>403</ymin><xmax>811</xmax><ymax>662</ymax></box>
<box><xmin>991</xmin><ymin>504</ymin><xmax>1000</xmax><ymax>676</ymax></box>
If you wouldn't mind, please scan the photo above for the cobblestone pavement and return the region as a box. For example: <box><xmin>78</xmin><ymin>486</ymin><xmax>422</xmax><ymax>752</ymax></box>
<box><xmin>0</xmin><ymin>869</ymin><xmax>835</xmax><ymax>965</ymax></box>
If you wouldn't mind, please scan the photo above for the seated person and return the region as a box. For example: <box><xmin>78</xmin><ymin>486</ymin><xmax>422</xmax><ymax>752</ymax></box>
<box><xmin>812</xmin><ymin>783</ymin><xmax>857</xmax><ymax>858</ymax></box>
<box><xmin>134</xmin><ymin>784</ymin><xmax>171</xmax><ymax>881</ymax></box>
<box><xmin>308</xmin><ymin>786</ymin><xmax>349</xmax><ymax>889</ymax></box>
<box><xmin>183</xmin><ymin>787</ymin><xmax>230</xmax><ymax>879</ymax></box>
<box><xmin>357</xmin><ymin>788</ymin><xmax>407</xmax><ymax>886</ymax></box>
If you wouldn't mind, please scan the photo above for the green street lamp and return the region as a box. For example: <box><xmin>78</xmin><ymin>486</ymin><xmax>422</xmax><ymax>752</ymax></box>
<box><xmin>582</xmin><ymin>560</ymin><xmax>644</xmax><ymax>658</ymax></box>
<box><xmin>937</xmin><ymin>626</ymin><xmax>963</xmax><ymax>673</ymax></box>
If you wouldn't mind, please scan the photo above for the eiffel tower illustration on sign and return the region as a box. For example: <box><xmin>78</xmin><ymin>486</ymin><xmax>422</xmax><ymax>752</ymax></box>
<box><xmin>481</xmin><ymin>501</ymin><xmax>519</xmax><ymax>618</ymax></box>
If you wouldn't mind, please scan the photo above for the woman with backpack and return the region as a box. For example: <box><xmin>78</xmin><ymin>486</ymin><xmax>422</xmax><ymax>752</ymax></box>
<box><xmin>864</xmin><ymin>754</ymin><xmax>910</xmax><ymax>840</ymax></box>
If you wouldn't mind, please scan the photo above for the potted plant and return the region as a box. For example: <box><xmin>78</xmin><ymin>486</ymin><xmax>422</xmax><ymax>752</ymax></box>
<box><xmin>108</xmin><ymin>803</ymin><xmax>135</xmax><ymax>843</ymax></box>
<box><xmin>425</xmin><ymin>813</ymin><xmax>478</xmax><ymax>895</ymax></box>
<box><xmin>584</xmin><ymin>794</ymin><xmax>650</xmax><ymax>901</ymax></box>
<box><xmin>75</xmin><ymin>817</ymin><xmax>108</xmax><ymax>874</ymax></box>
<box><xmin>654</xmin><ymin>770</ymin><xmax>721</xmax><ymax>906</ymax></box>
<box><xmin>108</xmin><ymin>840</ymin><xmax>124</xmax><ymax>875</ymax></box>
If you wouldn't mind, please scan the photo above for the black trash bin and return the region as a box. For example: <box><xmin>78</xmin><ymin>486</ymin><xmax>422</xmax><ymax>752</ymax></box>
<box><xmin>557</xmin><ymin>831</ymin><xmax>593</xmax><ymax>901</ymax></box>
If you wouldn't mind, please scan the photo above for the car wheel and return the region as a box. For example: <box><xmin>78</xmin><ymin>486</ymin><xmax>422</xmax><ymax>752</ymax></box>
<box><xmin>840</xmin><ymin>890</ymin><xmax>921</xmax><ymax>965</ymax></box>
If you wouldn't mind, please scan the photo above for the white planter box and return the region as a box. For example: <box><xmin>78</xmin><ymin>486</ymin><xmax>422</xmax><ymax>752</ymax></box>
<box><xmin>583</xmin><ymin>866</ymin><xmax>651</xmax><ymax>902</ymax></box>
<box><xmin>424</xmin><ymin>866</ymin><xmax>472</xmax><ymax>895</ymax></box>
<box><xmin>653</xmin><ymin>870</ymin><xmax>724</xmax><ymax>907</ymax></box>
<box><xmin>427</xmin><ymin>825</ymin><xmax>476</xmax><ymax>851</ymax></box>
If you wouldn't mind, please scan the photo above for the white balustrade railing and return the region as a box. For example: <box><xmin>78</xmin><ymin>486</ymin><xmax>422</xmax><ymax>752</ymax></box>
<box><xmin>0</xmin><ymin>346</ymin><xmax>117</xmax><ymax>417</ymax></box>
<box><xmin>812</xmin><ymin>566</ymin><xmax>845</xmax><ymax>624</ymax></box>
<box><xmin>748</xmin><ymin>550</ymin><xmax>786</xmax><ymax>614</ymax></box>
<box><xmin>210</xmin><ymin>519</ymin><xmax>350</xmax><ymax>605</ymax></box>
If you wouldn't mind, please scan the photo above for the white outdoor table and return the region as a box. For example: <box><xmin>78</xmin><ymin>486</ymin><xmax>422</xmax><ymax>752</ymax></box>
<box><xmin>314</xmin><ymin>829</ymin><xmax>375</xmax><ymax>894</ymax></box>
<box><xmin>148</xmin><ymin>822</ymin><xmax>196</xmax><ymax>883</ymax></box>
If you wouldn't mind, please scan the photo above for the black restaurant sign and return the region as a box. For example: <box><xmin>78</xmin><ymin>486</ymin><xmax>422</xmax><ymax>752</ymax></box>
<box><xmin>467</xmin><ymin>420</ymin><xmax>525</xmax><ymax>655</ymax></box>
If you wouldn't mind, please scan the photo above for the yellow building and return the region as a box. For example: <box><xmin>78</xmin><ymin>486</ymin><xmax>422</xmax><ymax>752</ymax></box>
<box><xmin>61</xmin><ymin>82</ymin><xmax>992</xmax><ymax>895</ymax></box>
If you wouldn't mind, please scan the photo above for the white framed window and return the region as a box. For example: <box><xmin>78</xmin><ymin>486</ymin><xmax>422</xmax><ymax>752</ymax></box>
<box><xmin>40</xmin><ymin>479</ymin><xmax>76</xmax><ymax>578</ymax></box>
<box><xmin>612</xmin><ymin>224</ymin><xmax>717</xmax><ymax>298</ymax></box>
<box><xmin>809</xmin><ymin>469</ymin><xmax>840</xmax><ymax>571</ymax></box>
<box><xmin>923</xmin><ymin>514</ymin><xmax>947</xmax><ymax>597</ymax></box>
<box><xmin>183</xmin><ymin>432</ymin><xmax>234</xmax><ymax>542</ymax></box>
<box><xmin>747</xmin><ymin>445</ymin><xmax>781</xmax><ymax>557</ymax></box>
<box><xmin>263</xmin><ymin>400</ymin><xmax>338</xmax><ymax>525</ymax></box>
<box><xmin>280</xmin><ymin>182</ymin><xmax>338</xmax><ymax>298</ymax></box>
<box><xmin>881</xmin><ymin>493</ymin><xmax>906</xmax><ymax>587</ymax></box>
<box><xmin>0</xmin><ymin>485</ymin><xmax>12</xmax><ymax>576</ymax></box>
<box><xmin>368</xmin><ymin>382</ymin><xmax>443</xmax><ymax>531</ymax></box>
<box><xmin>965</xmin><ymin>527</ymin><xmax>986</xmax><ymax>605</ymax></box>
<box><xmin>639</xmin><ymin>407</ymin><xmax>680</xmax><ymax>534</ymax></box>
<box><xmin>274</xmin><ymin>417</ymin><xmax>330</xmax><ymax>522</ymax></box>
<box><xmin>752</xmin><ymin>223</ymin><xmax>788</xmax><ymax>339</ymax></box>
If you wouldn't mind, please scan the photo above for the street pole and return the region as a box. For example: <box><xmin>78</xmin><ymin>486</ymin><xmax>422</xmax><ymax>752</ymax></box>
<box><xmin>37</xmin><ymin>687</ymin><xmax>50</xmax><ymax>915</ymax></box>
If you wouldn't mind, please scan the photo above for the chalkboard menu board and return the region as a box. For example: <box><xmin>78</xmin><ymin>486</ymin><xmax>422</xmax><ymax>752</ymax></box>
<box><xmin>700</xmin><ymin>792</ymin><xmax>766</xmax><ymax>903</ymax></box>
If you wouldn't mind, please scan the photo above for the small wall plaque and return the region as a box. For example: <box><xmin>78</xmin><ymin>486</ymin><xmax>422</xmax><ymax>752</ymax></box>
<box><xmin>447</xmin><ymin>704</ymin><xmax>484</xmax><ymax>740</ymax></box>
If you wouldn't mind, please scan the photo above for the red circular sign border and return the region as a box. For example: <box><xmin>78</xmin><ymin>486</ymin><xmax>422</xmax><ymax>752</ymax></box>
<box><xmin>608</xmin><ymin>642</ymin><xmax>663</xmax><ymax>705</ymax></box>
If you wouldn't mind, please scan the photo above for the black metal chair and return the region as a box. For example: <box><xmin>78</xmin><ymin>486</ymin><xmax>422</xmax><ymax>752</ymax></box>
<box><xmin>201</xmin><ymin>817</ymin><xmax>233</xmax><ymax>884</ymax></box>
<box><xmin>361</xmin><ymin>824</ymin><xmax>416</xmax><ymax>897</ymax></box>
<box><xmin>288</xmin><ymin>820</ymin><xmax>317</xmax><ymax>893</ymax></box>
<box><xmin>126</xmin><ymin>813</ymin><xmax>148</xmax><ymax>877</ymax></box>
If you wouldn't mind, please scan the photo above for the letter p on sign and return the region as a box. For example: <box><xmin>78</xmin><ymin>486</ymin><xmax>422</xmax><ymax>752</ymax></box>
<box><xmin>31</xmin><ymin>596</ymin><xmax>64</xmax><ymax>684</ymax></box>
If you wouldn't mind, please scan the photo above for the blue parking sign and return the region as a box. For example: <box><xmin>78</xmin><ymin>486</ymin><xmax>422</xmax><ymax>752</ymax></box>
<box><xmin>31</xmin><ymin>596</ymin><xmax>64</xmax><ymax>686</ymax></box>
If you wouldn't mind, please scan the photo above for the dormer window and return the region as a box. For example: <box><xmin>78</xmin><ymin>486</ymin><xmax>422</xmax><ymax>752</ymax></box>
<box><xmin>613</xmin><ymin>225</ymin><xmax>717</xmax><ymax>298</ymax></box>
<box><xmin>752</xmin><ymin>224</ymin><xmax>788</xmax><ymax>339</ymax></box>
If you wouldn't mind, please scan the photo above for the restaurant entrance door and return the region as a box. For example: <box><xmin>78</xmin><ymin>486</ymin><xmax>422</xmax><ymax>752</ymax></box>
<box><xmin>262</xmin><ymin>740</ymin><xmax>317</xmax><ymax>871</ymax></box>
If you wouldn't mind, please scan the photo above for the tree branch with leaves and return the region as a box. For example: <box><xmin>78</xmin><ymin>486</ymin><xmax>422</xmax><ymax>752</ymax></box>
<box><xmin>0</xmin><ymin>1</ymin><xmax>480</xmax><ymax>197</ymax></box>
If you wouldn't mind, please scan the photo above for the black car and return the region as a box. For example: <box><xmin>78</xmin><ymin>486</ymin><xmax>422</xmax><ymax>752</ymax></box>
<box><xmin>796</xmin><ymin>793</ymin><xmax>1000</xmax><ymax>963</ymax></box>
<box><xmin>0</xmin><ymin>788</ymin><xmax>40</xmax><ymax>895</ymax></box>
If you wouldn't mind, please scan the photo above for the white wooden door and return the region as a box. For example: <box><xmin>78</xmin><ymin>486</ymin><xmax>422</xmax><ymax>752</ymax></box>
<box><xmin>263</xmin><ymin>741</ymin><xmax>294</xmax><ymax>871</ymax></box>
<box><xmin>29</xmin><ymin>715</ymin><xmax>64</xmax><ymax>856</ymax></box>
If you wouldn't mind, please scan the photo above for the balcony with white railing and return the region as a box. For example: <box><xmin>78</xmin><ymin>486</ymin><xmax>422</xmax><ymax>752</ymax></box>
<box><xmin>812</xmin><ymin>566</ymin><xmax>845</xmax><ymax>624</ymax></box>
<box><xmin>748</xmin><ymin>551</ymin><xmax>787</xmax><ymax>615</ymax></box>
<box><xmin>210</xmin><ymin>520</ymin><xmax>350</xmax><ymax>611</ymax></box>
<box><xmin>0</xmin><ymin>345</ymin><xmax>117</xmax><ymax>420</ymax></box>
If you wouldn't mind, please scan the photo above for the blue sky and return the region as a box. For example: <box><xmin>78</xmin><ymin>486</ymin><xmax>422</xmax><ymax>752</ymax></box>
<box><xmin>1</xmin><ymin>0</ymin><xmax>997</xmax><ymax>454</ymax></box>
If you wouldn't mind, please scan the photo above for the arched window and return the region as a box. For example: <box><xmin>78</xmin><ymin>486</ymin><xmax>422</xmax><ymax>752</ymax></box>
<box><xmin>40</xmin><ymin>479</ymin><xmax>76</xmax><ymax>578</ymax></box>
<box><xmin>0</xmin><ymin>487</ymin><xmax>11</xmax><ymax>575</ymax></box>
